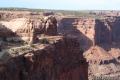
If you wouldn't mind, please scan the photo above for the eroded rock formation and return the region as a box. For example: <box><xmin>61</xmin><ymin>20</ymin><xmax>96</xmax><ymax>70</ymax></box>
<box><xmin>58</xmin><ymin>18</ymin><xmax>95</xmax><ymax>50</ymax></box>
<box><xmin>0</xmin><ymin>15</ymin><xmax>57</xmax><ymax>43</ymax></box>
<box><xmin>0</xmin><ymin>37</ymin><xmax>88</xmax><ymax>80</ymax></box>
<box><xmin>44</xmin><ymin>16</ymin><xmax>57</xmax><ymax>35</ymax></box>
<box><xmin>59</xmin><ymin>17</ymin><xmax>120</xmax><ymax>45</ymax></box>
<box><xmin>95</xmin><ymin>17</ymin><xmax>120</xmax><ymax>45</ymax></box>
<box><xmin>58</xmin><ymin>17</ymin><xmax>120</xmax><ymax>79</ymax></box>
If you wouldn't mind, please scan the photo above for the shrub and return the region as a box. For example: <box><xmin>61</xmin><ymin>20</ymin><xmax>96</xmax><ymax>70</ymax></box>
<box><xmin>40</xmin><ymin>38</ymin><xmax>49</xmax><ymax>44</ymax></box>
<box><xmin>30</xmin><ymin>44</ymin><xmax>35</xmax><ymax>48</ymax></box>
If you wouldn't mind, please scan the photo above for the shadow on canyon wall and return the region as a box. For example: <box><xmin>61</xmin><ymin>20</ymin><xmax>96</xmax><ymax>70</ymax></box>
<box><xmin>0</xmin><ymin>23</ymin><xmax>25</xmax><ymax>62</ymax></box>
<box><xmin>0</xmin><ymin>23</ymin><xmax>24</xmax><ymax>42</ymax></box>
<box><xmin>58</xmin><ymin>18</ymin><xmax>93</xmax><ymax>51</ymax></box>
<box><xmin>95</xmin><ymin>17</ymin><xmax>120</xmax><ymax>51</ymax></box>
<box><xmin>58</xmin><ymin>17</ymin><xmax>120</xmax><ymax>74</ymax></box>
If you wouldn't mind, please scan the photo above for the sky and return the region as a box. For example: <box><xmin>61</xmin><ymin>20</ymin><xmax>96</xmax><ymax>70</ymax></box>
<box><xmin>0</xmin><ymin>0</ymin><xmax>120</xmax><ymax>10</ymax></box>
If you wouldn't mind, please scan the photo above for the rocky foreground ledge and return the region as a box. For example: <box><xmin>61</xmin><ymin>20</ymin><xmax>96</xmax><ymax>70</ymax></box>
<box><xmin>0</xmin><ymin>36</ymin><xmax>88</xmax><ymax>80</ymax></box>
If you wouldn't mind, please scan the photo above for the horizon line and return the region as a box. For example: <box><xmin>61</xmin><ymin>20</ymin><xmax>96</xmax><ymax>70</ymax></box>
<box><xmin>0</xmin><ymin>7</ymin><xmax>120</xmax><ymax>11</ymax></box>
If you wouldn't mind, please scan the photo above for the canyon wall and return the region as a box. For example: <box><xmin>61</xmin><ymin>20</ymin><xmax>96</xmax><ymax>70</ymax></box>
<box><xmin>59</xmin><ymin>17</ymin><xmax>120</xmax><ymax>48</ymax></box>
<box><xmin>58</xmin><ymin>18</ymin><xmax>94</xmax><ymax>50</ymax></box>
<box><xmin>0</xmin><ymin>15</ymin><xmax>57</xmax><ymax>43</ymax></box>
<box><xmin>95</xmin><ymin>17</ymin><xmax>120</xmax><ymax>45</ymax></box>
<box><xmin>0</xmin><ymin>37</ymin><xmax>88</xmax><ymax>80</ymax></box>
<box><xmin>58</xmin><ymin>17</ymin><xmax>120</xmax><ymax>79</ymax></box>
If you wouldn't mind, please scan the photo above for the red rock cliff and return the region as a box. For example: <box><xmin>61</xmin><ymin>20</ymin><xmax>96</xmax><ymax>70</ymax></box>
<box><xmin>58</xmin><ymin>17</ymin><xmax>120</xmax><ymax>79</ymax></box>
<box><xmin>0</xmin><ymin>37</ymin><xmax>88</xmax><ymax>80</ymax></box>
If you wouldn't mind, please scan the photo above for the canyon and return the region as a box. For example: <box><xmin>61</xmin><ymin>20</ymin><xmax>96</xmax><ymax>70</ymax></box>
<box><xmin>59</xmin><ymin>16</ymin><xmax>120</xmax><ymax>79</ymax></box>
<box><xmin>0</xmin><ymin>11</ymin><xmax>120</xmax><ymax>80</ymax></box>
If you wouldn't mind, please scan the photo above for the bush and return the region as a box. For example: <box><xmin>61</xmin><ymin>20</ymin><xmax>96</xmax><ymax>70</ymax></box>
<box><xmin>30</xmin><ymin>44</ymin><xmax>35</xmax><ymax>48</ymax></box>
<box><xmin>40</xmin><ymin>38</ymin><xmax>49</xmax><ymax>44</ymax></box>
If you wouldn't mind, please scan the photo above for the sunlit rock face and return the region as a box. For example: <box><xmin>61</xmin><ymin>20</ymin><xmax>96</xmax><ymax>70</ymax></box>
<box><xmin>0</xmin><ymin>15</ymin><xmax>58</xmax><ymax>43</ymax></box>
<box><xmin>0</xmin><ymin>18</ymin><xmax>36</xmax><ymax>43</ymax></box>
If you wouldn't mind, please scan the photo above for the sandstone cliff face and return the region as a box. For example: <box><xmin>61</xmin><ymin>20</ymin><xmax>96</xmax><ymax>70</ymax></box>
<box><xmin>0</xmin><ymin>18</ymin><xmax>36</xmax><ymax>43</ymax></box>
<box><xmin>0</xmin><ymin>37</ymin><xmax>88</xmax><ymax>80</ymax></box>
<box><xmin>0</xmin><ymin>16</ymin><xmax>57</xmax><ymax>43</ymax></box>
<box><xmin>58</xmin><ymin>18</ymin><xmax>94</xmax><ymax>50</ymax></box>
<box><xmin>0</xmin><ymin>23</ymin><xmax>15</xmax><ymax>38</ymax></box>
<box><xmin>58</xmin><ymin>17</ymin><xmax>120</xmax><ymax>79</ymax></box>
<box><xmin>95</xmin><ymin>17</ymin><xmax>120</xmax><ymax>45</ymax></box>
<box><xmin>44</xmin><ymin>16</ymin><xmax>57</xmax><ymax>35</ymax></box>
<box><xmin>59</xmin><ymin>17</ymin><xmax>120</xmax><ymax>45</ymax></box>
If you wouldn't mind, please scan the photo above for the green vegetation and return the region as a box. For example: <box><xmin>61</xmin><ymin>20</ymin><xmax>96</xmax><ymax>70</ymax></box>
<box><xmin>9</xmin><ymin>45</ymin><xmax>34</xmax><ymax>55</ymax></box>
<box><xmin>39</xmin><ymin>38</ymin><xmax>50</xmax><ymax>44</ymax></box>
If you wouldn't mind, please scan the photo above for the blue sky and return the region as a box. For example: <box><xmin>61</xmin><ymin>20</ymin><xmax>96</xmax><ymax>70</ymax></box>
<box><xmin>1</xmin><ymin>0</ymin><xmax>120</xmax><ymax>10</ymax></box>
